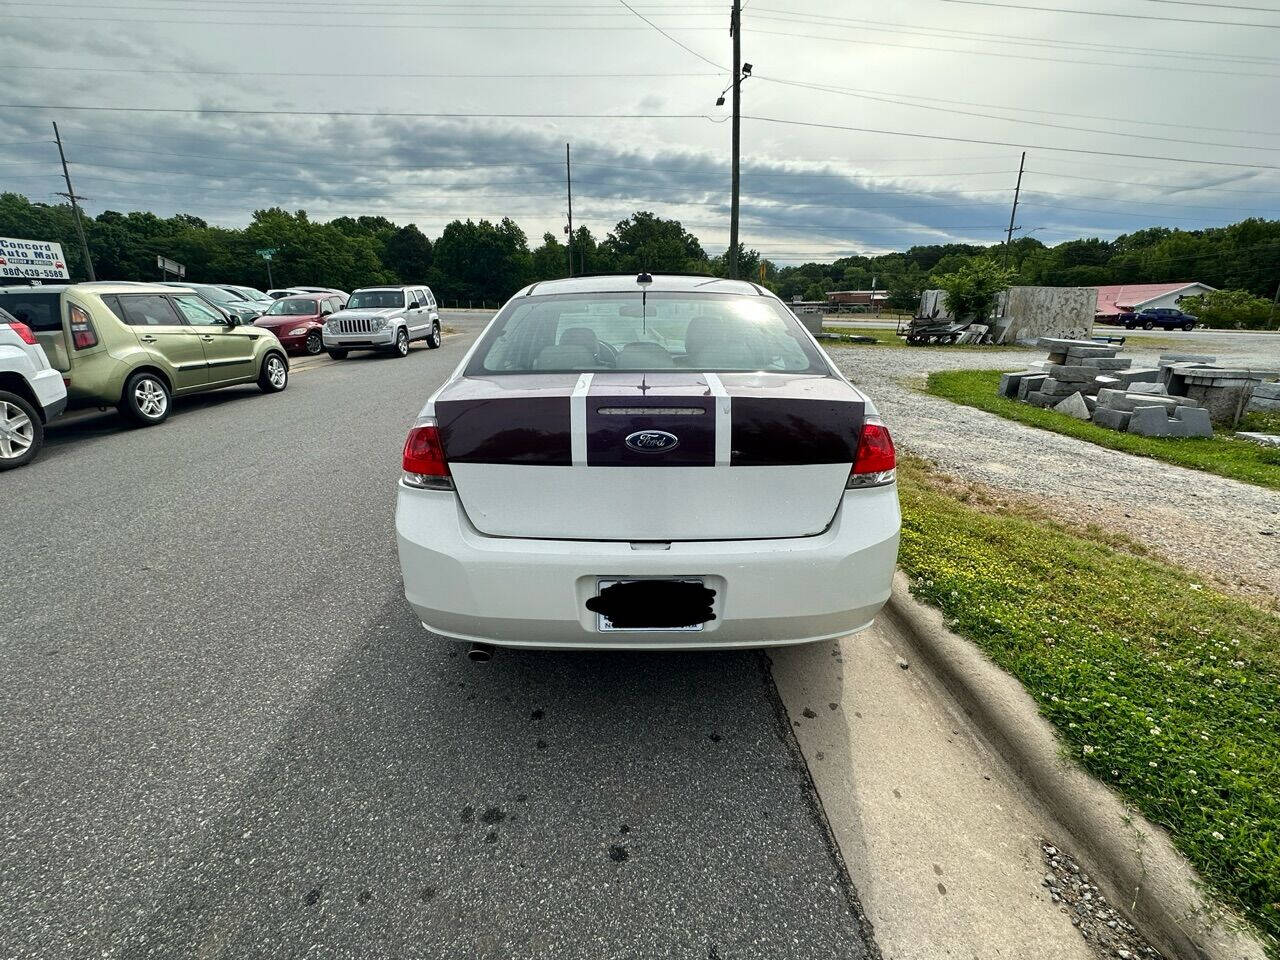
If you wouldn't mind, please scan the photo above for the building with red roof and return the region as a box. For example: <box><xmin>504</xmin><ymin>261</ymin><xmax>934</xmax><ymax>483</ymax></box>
<box><xmin>1094</xmin><ymin>282</ymin><xmax>1216</xmax><ymax>319</ymax></box>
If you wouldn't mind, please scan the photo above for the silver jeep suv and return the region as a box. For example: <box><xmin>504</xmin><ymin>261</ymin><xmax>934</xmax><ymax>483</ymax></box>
<box><xmin>322</xmin><ymin>285</ymin><xmax>440</xmax><ymax>359</ymax></box>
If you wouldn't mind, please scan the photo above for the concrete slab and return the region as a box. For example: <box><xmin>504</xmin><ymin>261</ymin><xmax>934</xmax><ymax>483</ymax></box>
<box><xmin>1092</xmin><ymin>407</ymin><xmax>1132</xmax><ymax>431</ymax></box>
<box><xmin>1128</xmin><ymin>405</ymin><xmax>1173</xmax><ymax>436</ymax></box>
<box><xmin>1079</xmin><ymin>357</ymin><xmax>1133</xmax><ymax>370</ymax></box>
<box><xmin>1054</xmin><ymin>392</ymin><xmax>1092</xmax><ymax>420</ymax></box>
<box><xmin>770</xmin><ymin>628</ymin><xmax>1097</xmax><ymax>960</ymax></box>
<box><xmin>1238</xmin><ymin>432</ymin><xmax>1280</xmax><ymax>447</ymax></box>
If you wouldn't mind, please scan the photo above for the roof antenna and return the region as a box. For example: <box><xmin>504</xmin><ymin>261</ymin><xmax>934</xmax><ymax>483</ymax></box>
<box><xmin>637</xmin><ymin>271</ymin><xmax>653</xmax><ymax>335</ymax></box>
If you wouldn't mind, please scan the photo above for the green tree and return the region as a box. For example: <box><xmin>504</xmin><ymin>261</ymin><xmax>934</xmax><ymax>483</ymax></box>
<box><xmin>935</xmin><ymin>260</ymin><xmax>1015</xmax><ymax>323</ymax></box>
<box><xmin>602</xmin><ymin>212</ymin><xmax>707</xmax><ymax>273</ymax></box>
<box><xmin>1179</xmin><ymin>289</ymin><xmax>1277</xmax><ymax>330</ymax></box>
<box><xmin>382</xmin><ymin>224</ymin><xmax>433</xmax><ymax>282</ymax></box>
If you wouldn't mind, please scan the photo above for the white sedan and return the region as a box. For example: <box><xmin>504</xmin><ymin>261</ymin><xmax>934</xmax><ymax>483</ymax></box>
<box><xmin>395</xmin><ymin>274</ymin><xmax>900</xmax><ymax>651</ymax></box>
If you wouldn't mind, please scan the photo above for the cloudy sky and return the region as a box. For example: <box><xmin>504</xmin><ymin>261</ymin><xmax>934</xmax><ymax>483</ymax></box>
<box><xmin>2</xmin><ymin>0</ymin><xmax>1278</xmax><ymax>262</ymax></box>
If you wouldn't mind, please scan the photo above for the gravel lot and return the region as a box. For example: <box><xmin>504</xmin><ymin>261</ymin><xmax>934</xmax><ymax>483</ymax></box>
<box><xmin>830</xmin><ymin>332</ymin><xmax>1280</xmax><ymax>601</ymax></box>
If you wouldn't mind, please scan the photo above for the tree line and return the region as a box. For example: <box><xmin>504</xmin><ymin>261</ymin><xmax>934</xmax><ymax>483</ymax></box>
<box><xmin>2</xmin><ymin>192</ymin><xmax>1277</xmax><ymax>325</ymax></box>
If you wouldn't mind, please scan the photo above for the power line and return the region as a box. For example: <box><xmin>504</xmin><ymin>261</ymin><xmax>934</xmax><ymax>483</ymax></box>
<box><xmin>756</xmin><ymin>75</ymin><xmax>1280</xmax><ymax>152</ymax></box>
<box><xmin>740</xmin><ymin>115</ymin><xmax>1280</xmax><ymax>172</ymax></box>
<box><xmin>938</xmin><ymin>0</ymin><xmax>1280</xmax><ymax>28</ymax></box>
<box><xmin>616</xmin><ymin>0</ymin><xmax>726</xmax><ymax>69</ymax></box>
<box><xmin>4</xmin><ymin>65</ymin><xmax>719</xmax><ymax>79</ymax></box>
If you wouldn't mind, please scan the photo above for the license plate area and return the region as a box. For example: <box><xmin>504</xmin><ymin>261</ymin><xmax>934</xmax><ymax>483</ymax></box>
<box><xmin>589</xmin><ymin>578</ymin><xmax>715</xmax><ymax>632</ymax></box>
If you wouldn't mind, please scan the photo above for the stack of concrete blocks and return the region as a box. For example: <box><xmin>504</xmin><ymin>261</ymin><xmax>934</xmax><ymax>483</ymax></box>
<box><xmin>996</xmin><ymin>340</ymin><xmax>1213</xmax><ymax>437</ymax></box>
<box><xmin>1160</xmin><ymin>360</ymin><xmax>1280</xmax><ymax>427</ymax></box>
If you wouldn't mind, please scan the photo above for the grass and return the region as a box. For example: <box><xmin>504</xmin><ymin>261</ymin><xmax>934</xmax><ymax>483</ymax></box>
<box><xmin>925</xmin><ymin>369</ymin><xmax>1280</xmax><ymax>492</ymax></box>
<box><xmin>896</xmin><ymin>457</ymin><xmax>1280</xmax><ymax>953</ymax></box>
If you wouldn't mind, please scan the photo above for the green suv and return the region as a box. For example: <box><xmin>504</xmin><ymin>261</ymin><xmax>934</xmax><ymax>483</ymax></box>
<box><xmin>0</xmin><ymin>282</ymin><xmax>289</xmax><ymax>425</ymax></box>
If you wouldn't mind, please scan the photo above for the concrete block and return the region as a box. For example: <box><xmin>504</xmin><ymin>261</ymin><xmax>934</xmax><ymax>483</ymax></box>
<box><xmin>1158</xmin><ymin>353</ymin><xmax>1217</xmax><ymax>366</ymax></box>
<box><xmin>1054</xmin><ymin>392</ymin><xmax>1092</xmax><ymax>420</ymax></box>
<box><xmin>1046</xmin><ymin>364</ymin><xmax>1098</xmax><ymax>382</ymax></box>
<box><xmin>1171</xmin><ymin>406</ymin><xmax>1213</xmax><ymax>437</ymax></box>
<box><xmin>1251</xmin><ymin>381</ymin><xmax>1280</xmax><ymax>400</ymax></box>
<box><xmin>1238</xmin><ymin>432</ymin><xmax>1280</xmax><ymax>448</ymax></box>
<box><xmin>1024</xmin><ymin>391</ymin><xmax>1054</xmax><ymax>408</ymax></box>
<box><xmin>1128</xmin><ymin>406</ymin><xmax>1173</xmax><ymax>437</ymax></box>
<box><xmin>1046</xmin><ymin>351</ymin><xmax>1068</xmax><ymax>365</ymax></box>
<box><xmin>1127</xmin><ymin>382</ymin><xmax>1166</xmax><ymax>395</ymax></box>
<box><xmin>998</xmin><ymin>370</ymin><xmax>1039</xmax><ymax>398</ymax></box>
<box><xmin>1065</xmin><ymin>346</ymin><xmax>1119</xmax><ymax>360</ymax></box>
<box><xmin>1091</xmin><ymin>407</ymin><xmax>1132</xmax><ymax>431</ymax></box>
<box><xmin>1093</xmin><ymin>375</ymin><xmax>1120</xmax><ymax>390</ymax></box>
<box><xmin>1017</xmin><ymin>374</ymin><xmax>1048</xmax><ymax>401</ymax></box>
<box><xmin>1247</xmin><ymin>395</ymin><xmax>1280</xmax><ymax>413</ymax></box>
<box><xmin>1084</xmin><ymin>395</ymin><xmax>1098</xmax><ymax>413</ymax></box>
<box><xmin>1130</xmin><ymin>395</ymin><xmax>1180</xmax><ymax>412</ymax></box>
<box><xmin>1096</xmin><ymin>388</ymin><xmax>1130</xmax><ymax>409</ymax></box>
<box><xmin>1037</xmin><ymin>337</ymin><xmax>1100</xmax><ymax>351</ymax></box>
<box><xmin>1039</xmin><ymin>378</ymin><xmax>1080</xmax><ymax>397</ymax></box>
<box><xmin>1079</xmin><ymin>357</ymin><xmax>1132</xmax><ymax>370</ymax></box>
<box><xmin>1110</xmin><ymin>367</ymin><xmax>1160</xmax><ymax>386</ymax></box>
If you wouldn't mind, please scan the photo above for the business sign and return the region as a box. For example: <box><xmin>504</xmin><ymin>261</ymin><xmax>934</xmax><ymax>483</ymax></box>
<box><xmin>156</xmin><ymin>255</ymin><xmax>185</xmax><ymax>278</ymax></box>
<box><xmin>256</xmin><ymin>247</ymin><xmax>277</xmax><ymax>261</ymax></box>
<box><xmin>0</xmin><ymin>237</ymin><xmax>70</xmax><ymax>281</ymax></box>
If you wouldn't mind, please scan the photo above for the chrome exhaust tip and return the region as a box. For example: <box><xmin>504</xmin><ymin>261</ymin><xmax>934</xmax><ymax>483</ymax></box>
<box><xmin>466</xmin><ymin>642</ymin><xmax>494</xmax><ymax>663</ymax></box>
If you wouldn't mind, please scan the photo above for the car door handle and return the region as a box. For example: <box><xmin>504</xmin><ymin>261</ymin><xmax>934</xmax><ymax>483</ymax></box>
<box><xmin>138</xmin><ymin>335</ymin><xmax>157</xmax><ymax>343</ymax></box>
<box><xmin>200</xmin><ymin>335</ymin><xmax>215</xmax><ymax>342</ymax></box>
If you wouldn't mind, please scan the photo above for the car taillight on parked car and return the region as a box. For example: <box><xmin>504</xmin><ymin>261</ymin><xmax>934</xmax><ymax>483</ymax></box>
<box><xmin>848</xmin><ymin>419</ymin><xmax>896</xmax><ymax>488</ymax></box>
<box><xmin>403</xmin><ymin>420</ymin><xmax>452</xmax><ymax>490</ymax></box>
<box><xmin>3</xmin><ymin>321</ymin><xmax>38</xmax><ymax>345</ymax></box>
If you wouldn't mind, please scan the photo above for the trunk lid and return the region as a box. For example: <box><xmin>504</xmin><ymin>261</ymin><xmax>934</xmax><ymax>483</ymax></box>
<box><xmin>434</xmin><ymin>372</ymin><xmax>865</xmax><ymax>541</ymax></box>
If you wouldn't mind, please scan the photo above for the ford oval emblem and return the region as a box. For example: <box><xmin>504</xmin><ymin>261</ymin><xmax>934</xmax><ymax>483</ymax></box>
<box><xmin>625</xmin><ymin>429</ymin><xmax>680</xmax><ymax>453</ymax></box>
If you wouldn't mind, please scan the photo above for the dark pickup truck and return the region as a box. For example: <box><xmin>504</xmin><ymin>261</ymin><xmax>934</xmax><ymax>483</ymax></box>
<box><xmin>1113</xmin><ymin>307</ymin><xmax>1199</xmax><ymax>331</ymax></box>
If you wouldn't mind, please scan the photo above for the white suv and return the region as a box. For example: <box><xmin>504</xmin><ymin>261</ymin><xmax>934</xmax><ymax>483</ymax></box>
<box><xmin>0</xmin><ymin>306</ymin><xmax>68</xmax><ymax>470</ymax></box>
<box><xmin>323</xmin><ymin>285</ymin><xmax>441</xmax><ymax>359</ymax></box>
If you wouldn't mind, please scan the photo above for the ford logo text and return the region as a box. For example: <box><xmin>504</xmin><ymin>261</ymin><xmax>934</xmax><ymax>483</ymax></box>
<box><xmin>625</xmin><ymin>430</ymin><xmax>680</xmax><ymax>453</ymax></box>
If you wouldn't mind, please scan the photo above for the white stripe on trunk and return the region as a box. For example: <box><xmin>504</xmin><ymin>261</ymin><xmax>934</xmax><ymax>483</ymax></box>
<box><xmin>703</xmin><ymin>373</ymin><xmax>732</xmax><ymax>467</ymax></box>
<box><xmin>571</xmin><ymin>372</ymin><xmax>594</xmax><ymax>466</ymax></box>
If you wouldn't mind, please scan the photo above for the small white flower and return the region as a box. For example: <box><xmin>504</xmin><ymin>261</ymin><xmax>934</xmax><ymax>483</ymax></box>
<box><xmin>1149</xmin><ymin>761</ymin><xmax>1158</xmax><ymax>767</ymax></box>
<box><xmin>1150</xmin><ymin>727</ymin><xmax>1161</xmax><ymax>736</ymax></box>
<box><xmin>1212</xmin><ymin>831</ymin><xmax>1224</xmax><ymax>841</ymax></box>
<box><xmin>1083</xmin><ymin>745</ymin><xmax>1095</xmax><ymax>755</ymax></box>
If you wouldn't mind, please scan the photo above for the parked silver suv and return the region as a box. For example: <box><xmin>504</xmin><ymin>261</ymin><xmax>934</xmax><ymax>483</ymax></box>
<box><xmin>322</xmin><ymin>285</ymin><xmax>440</xmax><ymax>359</ymax></box>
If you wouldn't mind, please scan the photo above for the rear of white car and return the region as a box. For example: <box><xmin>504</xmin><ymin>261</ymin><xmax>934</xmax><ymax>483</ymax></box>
<box><xmin>0</xmin><ymin>308</ymin><xmax>68</xmax><ymax>470</ymax></box>
<box><xmin>395</xmin><ymin>276</ymin><xmax>900</xmax><ymax>650</ymax></box>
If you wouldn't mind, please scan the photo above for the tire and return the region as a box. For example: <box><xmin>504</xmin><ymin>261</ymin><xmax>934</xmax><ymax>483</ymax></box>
<box><xmin>426</xmin><ymin>320</ymin><xmax>441</xmax><ymax>349</ymax></box>
<box><xmin>1182</xmin><ymin>322</ymin><xmax>1195</xmax><ymax>331</ymax></box>
<box><xmin>1123</xmin><ymin>323</ymin><xmax>1134</xmax><ymax>330</ymax></box>
<box><xmin>304</xmin><ymin>331</ymin><xmax>323</xmax><ymax>355</ymax></box>
<box><xmin>327</xmin><ymin>348</ymin><xmax>349</xmax><ymax>360</ymax></box>
<box><xmin>0</xmin><ymin>390</ymin><xmax>43</xmax><ymax>471</ymax></box>
<box><xmin>1142</xmin><ymin>321</ymin><xmax>1154</xmax><ymax>330</ymax></box>
<box><xmin>258</xmin><ymin>352</ymin><xmax>288</xmax><ymax>393</ymax></box>
<box><xmin>391</xmin><ymin>327</ymin><xmax>409</xmax><ymax>358</ymax></box>
<box><xmin>119</xmin><ymin>370</ymin><xmax>172</xmax><ymax>426</ymax></box>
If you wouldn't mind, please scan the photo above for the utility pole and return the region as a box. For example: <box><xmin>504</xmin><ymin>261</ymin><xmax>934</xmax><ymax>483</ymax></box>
<box><xmin>728</xmin><ymin>0</ymin><xmax>742</xmax><ymax>279</ymax></box>
<box><xmin>52</xmin><ymin>121</ymin><xmax>95</xmax><ymax>281</ymax></box>
<box><xmin>565</xmin><ymin>142</ymin><xmax>574</xmax><ymax>278</ymax></box>
<box><xmin>1002</xmin><ymin>151</ymin><xmax>1026</xmax><ymax>270</ymax></box>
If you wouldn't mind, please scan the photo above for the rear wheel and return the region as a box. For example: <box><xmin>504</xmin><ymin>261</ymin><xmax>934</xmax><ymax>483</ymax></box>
<box><xmin>1182</xmin><ymin>321</ymin><xmax>1196</xmax><ymax>331</ymax></box>
<box><xmin>391</xmin><ymin>327</ymin><xmax>409</xmax><ymax>357</ymax></box>
<box><xmin>327</xmin><ymin>348</ymin><xmax>349</xmax><ymax>360</ymax></box>
<box><xmin>1123</xmin><ymin>322</ymin><xmax>1135</xmax><ymax>330</ymax></box>
<box><xmin>120</xmin><ymin>371</ymin><xmax>171</xmax><ymax>426</ymax></box>
<box><xmin>426</xmin><ymin>320</ymin><xmax>441</xmax><ymax>349</ymax></box>
<box><xmin>1142</xmin><ymin>320</ymin><xmax>1154</xmax><ymax>330</ymax></box>
<box><xmin>304</xmin><ymin>331</ymin><xmax>323</xmax><ymax>354</ymax></box>
<box><xmin>0</xmin><ymin>390</ymin><xmax>42</xmax><ymax>470</ymax></box>
<box><xmin>258</xmin><ymin>352</ymin><xmax>288</xmax><ymax>393</ymax></box>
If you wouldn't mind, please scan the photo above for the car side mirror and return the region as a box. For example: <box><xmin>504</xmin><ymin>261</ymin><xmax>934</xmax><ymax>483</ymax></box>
<box><xmin>225</xmin><ymin>314</ymin><xmax>240</xmax><ymax>327</ymax></box>
<box><xmin>409</xmin><ymin>301</ymin><xmax>421</xmax><ymax>309</ymax></box>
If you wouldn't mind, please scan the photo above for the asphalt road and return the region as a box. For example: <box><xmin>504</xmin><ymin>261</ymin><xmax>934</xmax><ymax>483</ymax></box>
<box><xmin>0</xmin><ymin>316</ymin><xmax>876</xmax><ymax>960</ymax></box>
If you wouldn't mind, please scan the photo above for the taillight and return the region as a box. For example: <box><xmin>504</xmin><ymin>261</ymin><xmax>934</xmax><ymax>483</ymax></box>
<box><xmin>402</xmin><ymin>420</ymin><xmax>452</xmax><ymax>489</ymax></box>
<box><xmin>3</xmin><ymin>321</ymin><xmax>37</xmax><ymax>345</ymax></box>
<box><xmin>848</xmin><ymin>419</ymin><xmax>896</xmax><ymax>488</ymax></box>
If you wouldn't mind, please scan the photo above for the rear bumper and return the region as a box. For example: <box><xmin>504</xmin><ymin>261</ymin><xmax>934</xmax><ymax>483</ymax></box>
<box><xmin>30</xmin><ymin>367</ymin><xmax>68</xmax><ymax>420</ymax></box>
<box><xmin>395</xmin><ymin>483</ymin><xmax>901</xmax><ymax>650</ymax></box>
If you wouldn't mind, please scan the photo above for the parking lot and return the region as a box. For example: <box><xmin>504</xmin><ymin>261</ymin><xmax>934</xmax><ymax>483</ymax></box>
<box><xmin>2</xmin><ymin>314</ymin><xmax>883</xmax><ymax>959</ymax></box>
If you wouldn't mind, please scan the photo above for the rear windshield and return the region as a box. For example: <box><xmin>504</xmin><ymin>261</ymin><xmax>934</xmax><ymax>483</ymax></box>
<box><xmin>467</xmin><ymin>291</ymin><xmax>827</xmax><ymax>374</ymax></box>
<box><xmin>348</xmin><ymin>289</ymin><xmax>405</xmax><ymax>310</ymax></box>
<box><xmin>0</xmin><ymin>291</ymin><xmax>61</xmax><ymax>331</ymax></box>
<box><xmin>265</xmin><ymin>298</ymin><xmax>318</xmax><ymax>316</ymax></box>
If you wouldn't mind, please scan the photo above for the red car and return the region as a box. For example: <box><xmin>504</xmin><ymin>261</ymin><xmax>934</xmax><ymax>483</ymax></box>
<box><xmin>252</xmin><ymin>292</ymin><xmax>344</xmax><ymax>355</ymax></box>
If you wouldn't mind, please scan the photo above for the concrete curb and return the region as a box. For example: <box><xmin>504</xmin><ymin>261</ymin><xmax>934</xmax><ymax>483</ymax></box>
<box><xmin>884</xmin><ymin>571</ymin><xmax>1267</xmax><ymax>960</ymax></box>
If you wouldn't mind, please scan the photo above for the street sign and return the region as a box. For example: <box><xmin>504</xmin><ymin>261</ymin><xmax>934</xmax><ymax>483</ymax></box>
<box><xmin>156</xmin><ymin>255</ymin><xmax>185</xmax><ymax>278</ymax></box>
<box><xmin>256</xmin><ymin>248</ymin><xmax>277</xmax><ymax>261</ymax></box>
<box><xmin>0</xmin><ymin>237</ymin><xmax>70</xmax><ymax>281</ymax></box>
